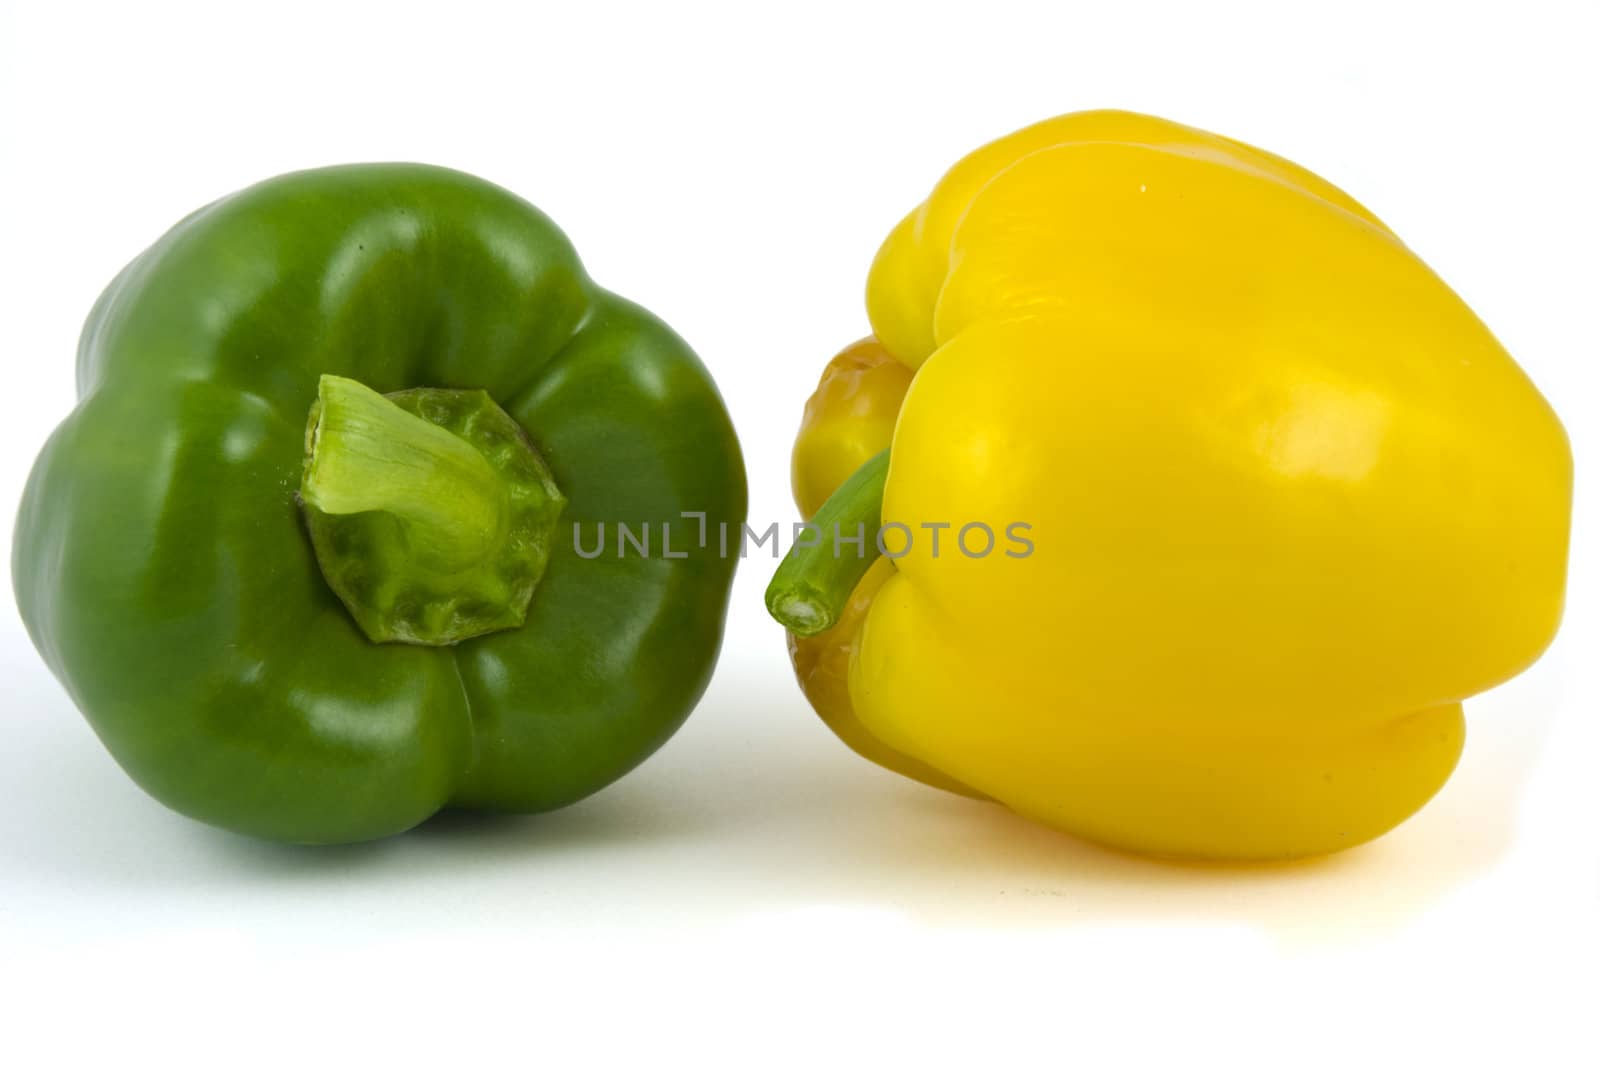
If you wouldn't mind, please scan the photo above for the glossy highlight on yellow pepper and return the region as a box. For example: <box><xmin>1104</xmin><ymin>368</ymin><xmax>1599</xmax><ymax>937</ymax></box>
<box><xmin>771</xmin><ymin>110</ymin><xmax>1572</xmax><ymax>861</ymax></box>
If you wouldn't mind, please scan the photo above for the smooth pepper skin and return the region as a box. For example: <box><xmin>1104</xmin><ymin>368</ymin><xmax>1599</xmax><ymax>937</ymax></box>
<box><xmin>777</xmin><ymin>111</ymin><xmax>1571</xmax><ymax>861</ymax></box>
<box><xmin>14</xmin><ymin>164</ymin><xmax>746</xmax><ymax>844</ymax></box>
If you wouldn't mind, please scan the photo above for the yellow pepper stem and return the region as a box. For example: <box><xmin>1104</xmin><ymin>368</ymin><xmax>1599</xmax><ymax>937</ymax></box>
<box><xmin>765</xmin><ymin>449</ymin><xmax>888</xmax><ymax>637</ymax></box>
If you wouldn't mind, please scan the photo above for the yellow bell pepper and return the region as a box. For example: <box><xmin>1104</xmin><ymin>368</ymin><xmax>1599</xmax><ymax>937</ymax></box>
<box><xmin>767</xmin><ymin>110</ymin><xmax>1572</xmax><ymax>861</ymax></box>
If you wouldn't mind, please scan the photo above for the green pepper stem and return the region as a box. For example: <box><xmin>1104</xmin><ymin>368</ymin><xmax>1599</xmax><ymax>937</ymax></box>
<box><xmin>301</xmin><ymin>374</ymin><xmax>505</xmax><ymax>571</ymax></box>
<box><xmin>765</xmin><ymin>449</ymin><xmax>889</xmax><ymax>637</ymax></box>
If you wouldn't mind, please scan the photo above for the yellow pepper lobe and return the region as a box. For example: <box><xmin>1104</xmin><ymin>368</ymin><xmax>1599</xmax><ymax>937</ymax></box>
<box><xmin>791</xmin><ymin>339</ymin><xmax>913</xmax><ymax>519</ymax></box>
<box><xmin>783</xmin><ymin>342</ymin><xmax>983</xmax><ymax>797</ymax></box>
<box><xmin>786</xmin><ymin>110</ymin><xmax>1572</xmax><ymax>861</ymax></box>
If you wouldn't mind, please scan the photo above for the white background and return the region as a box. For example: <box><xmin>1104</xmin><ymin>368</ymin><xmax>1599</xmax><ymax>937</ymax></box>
<box><xmin>2</xmin><ymin>1</ymin><xmax>1596</xmax><ymax>1066</ymax></box>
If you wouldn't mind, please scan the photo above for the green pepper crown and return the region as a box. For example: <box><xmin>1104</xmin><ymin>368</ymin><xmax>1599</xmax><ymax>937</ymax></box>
<box><xmin>299</xmin><ymin>374</ymin><xmax>565</xmax><ymax>646</ymax></box>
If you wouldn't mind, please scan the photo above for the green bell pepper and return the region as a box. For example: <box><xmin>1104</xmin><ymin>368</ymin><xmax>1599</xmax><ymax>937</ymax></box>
<box><xmin>12</xmin><ymin>164</ymin><xmax>747</xmax><ymax>844</ymax></box>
